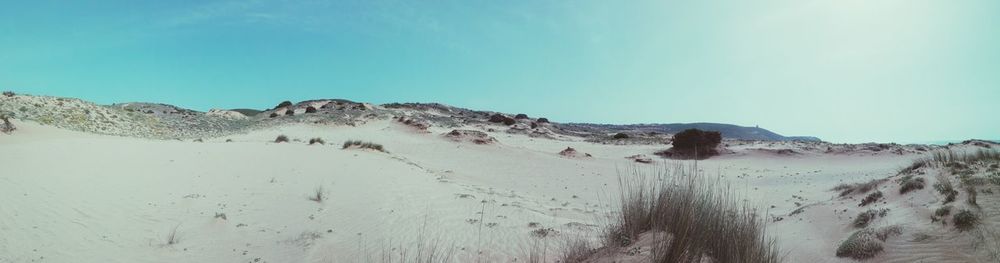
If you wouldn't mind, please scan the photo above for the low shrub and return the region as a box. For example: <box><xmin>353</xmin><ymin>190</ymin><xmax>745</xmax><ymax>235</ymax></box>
<box><xmin>305</xmin><ymin>106</ymin><xmax>317</xmax><ymax>113</ymax></box>
<box><xmin>488</xmin><ymin>114</ymin><xmax>516</xmax><ymax>126</ymax></box>
<box><xmin>342</xmin><ymin>140</ymin><xmax>385</xmax><ymax>152</ymax></box>
<box><xmin>899</xmin><ymin>176</ymin><xmax>925</xmax><ymax>194</ymax></box>
<box><xmin>899</xmin><ymin>160</ymin><xmax>927</xmax><ymax>175</ymax></box>
<box><xmin>953</xmin><ymin>210</ymin><xmax>979</xmax><ymax>231</ymax></box>
<box><xmin>859</xmin><ymin>191</ymin><xmax>883</xmax><ymax>207</ymax></box>
<box><xmin>666</xmin><ymin>129</ymin><xmax>722</xmax><ymax>159</ymax></box>
<box><xmin>308</xmin><ymin>138</ymin><xmax>325</xmax><ymax>145</ymax></box>
<box><xmin>934</xmin><ymin>206</ymin><xmax>951</xmax><ymax>217</ymax></box>
<box><xmin>536</xmin><ymin>117</ymin><xmax>549</xmax><ymax>123</ymax></box>
<box><xmin>275</xmin><ymin>135</ymin><xmax>289</xmax><ymax>143</ymax></box>
<box><xmin>269</xmin><ymin>112</ymin><xmax>279</xmax><ymax>118</ymax></box>
<box><xmin>853</xmin><ymin>210</ymin><xmax>879</xmax><ymax>228</ymax></box>
<box><xmin>514</xmin><ymin>113</ymin><xmax>529</xmax><ymax>119</ymax></box>
<box><xmin>612</xmin><ymin>133</ymin><xmax>629</xmax><ymax>139</ymax></box>
<box><xmin>2</xmin><ymin>91</ymin><xmax>13</xmax><ymax>97</ymax></box>
<box><xmin>836</xmin><ymin>229</ymin><xmax>883</xmax><ymax>259</ymax></box>
<box><xmin>0</xmin><ymin>114</ymin><xmax>14</xmax><ymax>134</ymax></box>
<box><xmin>836</xmin><ymin>226</ymin><xmax>902</xmax><ymax>260</ymax></box>
<box><xmin>285</xmin><ymin>109</ymin><xmax>294</xmax><ymax>116</ymax></box>
<box><xmin>274</xmin><ymin>100</ymin><xmax>292</xmax><ymax>109</ymax></box>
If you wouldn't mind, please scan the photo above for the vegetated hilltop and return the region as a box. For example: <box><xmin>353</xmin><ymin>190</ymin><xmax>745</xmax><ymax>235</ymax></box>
<box><xmin>562</xmin><ymin>122</ymin><xmax>821</xmax><ymax>141</ymax></box>
<box><xmin>1</xmin><ymin>92</ymin><xmax>822</xmax><ymax>142</ymax></box>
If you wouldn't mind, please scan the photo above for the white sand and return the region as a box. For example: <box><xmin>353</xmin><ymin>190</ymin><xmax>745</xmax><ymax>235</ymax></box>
<box><xmin>1</xmin><ymin>119</ymin><xmax>994</xmax><ymax>262</ymax></box>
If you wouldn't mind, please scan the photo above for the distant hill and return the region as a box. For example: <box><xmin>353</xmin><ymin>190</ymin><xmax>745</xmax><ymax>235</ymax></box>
<box><xmin>230</xmin><ymin>108</ymin><xmax>263</xmax><ymax>117</ymax></box>
<box><xmin>562</xmin><ymin>122</ymin><xmax>821</xmax><ymax>141</ymax></box>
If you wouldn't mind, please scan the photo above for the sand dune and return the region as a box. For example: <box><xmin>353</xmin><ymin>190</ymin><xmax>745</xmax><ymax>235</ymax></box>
<box><xmin>2</xmin><ymin>96</ymin><xmax>998</xmax><ymax>262</ymax></box>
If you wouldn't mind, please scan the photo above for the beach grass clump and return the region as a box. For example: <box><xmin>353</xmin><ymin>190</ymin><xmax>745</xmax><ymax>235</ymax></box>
<box><xmin>953</xmin><ymin>210</ymin><xmax>979</xmax><ymax>231</ymax></box>
<box><xmin>833</xmin><ymin>179</ymin><xmax>884</xmax><ymax>197</ymax></box>
<box><xmin>559</xmin><ymin>236</ymin><xmax>595</xmax><ymax>263</ymax></box>
<box><xmin>899</xmin><ymin>160</ymin><xmax>928</xmax><ymax>175</ymax></box>
<box><xmin>275</xmin><ymin>135</ymin><xmax>290</xmax><ymax>143</ymax></box>
<box><xmin>342</xmin><ymin>140</ymin><xmax>386</xmax><ymax>152</ymax></box>
<box><xmin>934</xmin><ymin>176</ymin><xmax>958</xmax><ymax>204</ymax></box>
<box><xmin>932</xmin><ymin>149</ymin><xmax>1000</xmax><ymax>165</ymax></box>
<box><xmin>859</xmin><ymin>191</ymin><xmax>883</xmax><ymax>207</ymax></box>
<box><xmin>899</xmin><ymin>176</ymin><xmax>925</xmax><ymax>194</ymax></box>
<box><xmin>605</xmin><ymin>164</ymin><xmax>782</xmax><ymax>263</ymax></box>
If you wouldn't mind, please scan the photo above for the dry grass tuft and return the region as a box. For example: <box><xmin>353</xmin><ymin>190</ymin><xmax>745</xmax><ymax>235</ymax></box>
<box><xmin>859</xmin><ymin>191</ymin><xmax>883</xmax><ymax>207</ymax></box>
<box><xmin>559</xmin><ymin>236</ymin><xmax>595</xmax><ymax>263</ymax></box>
<box><xmin>605</xmin><ymin>164</ymin><xmax>782</xmax><ymax>263</ymax></box>
<box><xmin>308</xmin><ymin>137</ymin><xmax>325</xmax><ymax>145</ymax></box>
<box><xmin>164</xmin><ymin>224</ymin><xmax>181</xmax><ymax>246</ymax></box>
<box><xmin>833</xmin><ymin>179</ymin><xmax>885</xmax><ymax>197</ymax></box>
<box><xmin>932</xmin><ymin>149</ymin><xmax>1000</xmax><ymax>164</ymax></box>
<box><xmin>899</xmin><ymin>176</ymin><xmax>926</xmax><ymax>194</ymax></box>
<box><xmin>308</xmin><ymin>186</ymin><xmax>324</xmax><ymax>203</ymax></box>
<box><xmin>275</xmin><ymin>135</ymin><xmax>290</xmax><ymax>143</ymax></box>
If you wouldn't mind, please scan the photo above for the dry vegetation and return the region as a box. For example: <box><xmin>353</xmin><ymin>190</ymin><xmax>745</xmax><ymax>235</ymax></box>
<box><xmin>898</xmin><ymin>175</ymin><xmax>926</xmax><ymax>194</ymax></box>
<box><xmin>602</xmin><ymin>164</ymin><xmax>782</xmax><ymax>263</ymax></box>
<box><xmin>342</xmin><ymin>140</ymin><xmax>386</xmax><ymax>152</ymax></box>
<box><xmin>835</xmin><ymin>226</ymin><xmax>902</xmax><ymax>260</ymax></box>
<box><xmin>833</xmin><ymin>179</ymin><xmax>885</xmax><ymax>197</ymax></box>
<box><xmin>953</xmin><ymin>210</ymin><xmax>979</xmax><ymax>231</ymax></box>
<box><xmin>308</xmin><ymin>186</ymin><xmax>324</xmax><ymax>203</ymax></box>
<box><xmin>0</xmin><ymin>113</ymin><xmax>14</xmax><ymax>134</ymax></box>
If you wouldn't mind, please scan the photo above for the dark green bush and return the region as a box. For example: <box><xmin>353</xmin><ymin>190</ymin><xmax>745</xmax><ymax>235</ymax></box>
<box><xmin>274</xmin><ymin>100</ymin><xmax>293</xmax><ymax>109</ymax></box>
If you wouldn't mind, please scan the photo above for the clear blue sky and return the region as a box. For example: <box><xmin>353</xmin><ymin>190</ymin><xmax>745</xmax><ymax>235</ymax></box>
<box><xmin>2</xmin><ymin>0</ymin><xmax>997</xmax><ymax>143</ymax></box>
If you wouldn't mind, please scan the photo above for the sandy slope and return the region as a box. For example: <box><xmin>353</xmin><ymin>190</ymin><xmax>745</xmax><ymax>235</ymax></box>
<box><xmin>1</xmin><ymin>119</ymin><xmax>993</xmax><ymax>263</ymax></box>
